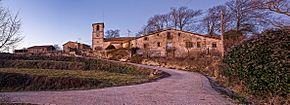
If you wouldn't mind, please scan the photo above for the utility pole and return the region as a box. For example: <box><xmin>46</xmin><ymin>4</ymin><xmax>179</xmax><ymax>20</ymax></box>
<box><xmin>220</xmin><ymin>10</ymin><xmax>225</xmax><ymax>57</ymax></box>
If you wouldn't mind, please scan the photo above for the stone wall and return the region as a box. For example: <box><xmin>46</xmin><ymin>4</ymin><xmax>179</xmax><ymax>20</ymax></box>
<box><xmin>130</xmin><ymin>29</ymin><xmax>222</xmax><ymax>57</ymax></box>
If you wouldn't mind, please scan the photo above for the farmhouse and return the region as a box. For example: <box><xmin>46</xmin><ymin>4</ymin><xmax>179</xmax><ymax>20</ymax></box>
<box><xmin>27</xmin><ymin>45</ymin><xmax>56</xmax><ymax>54</ymax></box>
<box><xmin>63</xmin><ymin>41</ymin><xmax>91</xmax><ymax>53</ymax></box>
<box><xmin>92</xmin><ymin>23</ymin><xmax>223</xmax><ymax>58</ymax></box>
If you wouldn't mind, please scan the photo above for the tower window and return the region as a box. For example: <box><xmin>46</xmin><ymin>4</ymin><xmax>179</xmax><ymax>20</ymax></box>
<box><xmin>167</xmin><ymin>32</ymin><xmax>173</xmax><ymax>39</ymax></box>
<box><xmin>96</xmin><ymin>25</ymin><xmax>100</xmax><ymax>31</ymax></box>
<box><xmin>144</xmin><ymin>37</ymin><xmax>148</xmax><ymax>41</ymax></box>
<box><xmin>178</xmin><ymin>33</ymin><xmax>181</xmax><ymax>36</ymax></box>
<box><xmin>157</xmin><ymin>34</ymin><xmax>159</xmax><ymax>36</ymax></box>
<box><xmin>157</xmin><ymin>42</ymin><xmax>161</xmax><ymax>47</ymax></box>
<box><xmin>144</xmin><ymin>43</ymin><xmax>149</xmax><ymax>48</ymax></box>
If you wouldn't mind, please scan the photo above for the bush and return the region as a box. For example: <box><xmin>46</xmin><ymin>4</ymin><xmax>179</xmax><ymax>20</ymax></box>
<box><xmin>222</xmin><ymin>29</ymin><xmax>289</xmax><ymax>103</ymax></box>
<box><xmin>0</xmin><ymin>54</ymin><xmax>87</xmax><ymax>62</ymax></box>
<box><xmin>84</xmin><ymin>59</ymin><xmax>149</xmax><ymax>75</ymax></box>
<box><xmin>0</xmin><ymin>60</ymin><xmax>85</xmax><ymax>70</ymax></box>
<box><xmin>129</xmin><ymin>55</ymin><xmax>145</xmax><ymax>63</ymax></box>
<box><xmin>0</xmin><ymin>54</ymin><xmax>153</xmax><ymax>76</ymax></box>
<box><xmin>0</xmin><ymin>72</ymin><xmax>109</xmax><ymax>91</ymax></box>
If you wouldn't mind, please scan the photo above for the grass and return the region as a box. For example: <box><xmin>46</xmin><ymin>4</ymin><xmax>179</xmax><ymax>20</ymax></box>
<box><xmin>0</xmin><ymin>68</ymin><xmax>159</xmax><ymax>91</ymax></box>
<box><xmin>0</xmin><ymin>68</ymin><xmax>153</xmax><ymax>85</ymax></box>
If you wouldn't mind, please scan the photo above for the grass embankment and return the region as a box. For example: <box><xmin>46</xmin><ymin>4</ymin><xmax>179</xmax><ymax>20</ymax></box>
<box><xmin>0</xmin><ymin>54</ymin><xmax>168</xmax><ymax>92</ymax></box>
<box><xmin>0</xmin><ymin>68</ymin><xmax>153</xmax><ymax>92</ymax></box>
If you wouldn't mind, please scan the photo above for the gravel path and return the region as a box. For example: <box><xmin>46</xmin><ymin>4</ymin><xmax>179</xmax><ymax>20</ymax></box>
<box><xmin>1</xmin><ymin>63</ymin><xmax>233</xmax><ymax>105</ymax></box>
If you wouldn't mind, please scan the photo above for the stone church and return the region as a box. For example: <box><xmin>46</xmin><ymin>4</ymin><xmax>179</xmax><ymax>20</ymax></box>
<box><xmin>92</xmin><ymin>23</ymin><xmax>223</xmax><ymax>58</ymax></box>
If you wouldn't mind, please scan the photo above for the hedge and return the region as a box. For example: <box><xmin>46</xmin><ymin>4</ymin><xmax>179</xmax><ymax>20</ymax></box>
<box><xmin>222</xmin><ymin>29</ymin><xmax>289</xmax><ymax>102</ymax></box>
<box><xmin>0</xmin><ymin>60</ymin><xmax>85</xmax><ymax>70</ymax></box>
<box><xmin>0</xmin><ymin>54</ymin><xmax>152</xmax><ymax>75</ymax></box>
<box><xmin>0</xmin><ymin>72</ymin><xmax>111</xmax><ymax>91</ymax></box>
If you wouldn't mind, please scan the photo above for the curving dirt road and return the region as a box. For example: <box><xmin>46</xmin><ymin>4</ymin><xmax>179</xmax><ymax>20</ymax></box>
<box><xmin>1</xmin><ymin>63</ymin><xmax>232</xmax><ymax>105</ymax></box>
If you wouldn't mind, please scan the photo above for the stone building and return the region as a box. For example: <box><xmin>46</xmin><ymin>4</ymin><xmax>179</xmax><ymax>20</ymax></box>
<box><xmin>92</xmin><ymin>23</ymin><xmax>223</xmax><ymax>58</ymax></box>
<box><xmin>63</xmin><ymin>41</ymin><xmax>92</xmax><ymax>56</ymax></box>
<box><xmin>63</xmin><ymin>41</ymin><xmax>91</xmax><ymax>53</ymax></box>
<box><xmin>27</xmin><ymin>45</ymin><xmax>56</xmax><ymax>54</ymax></box>
<box><xmin>14</xmin><ymin>49</ymin><xmax>28</xmax><ymax>55</ymax></box>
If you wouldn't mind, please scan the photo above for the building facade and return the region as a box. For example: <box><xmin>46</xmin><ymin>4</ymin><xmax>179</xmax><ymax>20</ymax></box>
<box><xmin>27</xmin><ymin>45</ymin><xmax>56</xmax><ymax>54</ymax></box>
<box><xmin>63</xmin><ymin>41</ymin><xmax>91</xmax><ymax>53</ymax></box>
<box><xmin>92</xmin><ymin>23</ymin><xmax>223</xmax><ymax>58</ymax></box>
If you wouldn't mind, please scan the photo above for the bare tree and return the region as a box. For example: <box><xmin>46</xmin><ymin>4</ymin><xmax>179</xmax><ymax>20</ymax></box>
<box><xmin>169</xmin><ymin>7</ymin><xmax>202</xmax><ymax>31</ymax></box>
<box><xmin>257</xmin><ymin>0</ymin><xmax>290</xmax><ymax>28</ymax></box>
<box><xmin>139</xmin><ymin>6</ymin><xmax>202</xmax><ymax>35</ymax></box>
<box><xmin>105</xmin><ymin>29</ymin><xmax>120</xmax><ymax>38</ymax></box>
<box><xmin>201</xmin><ymin>5</ymin><xmax>230</xmax><ymax>36</ymax></box>
<box><xmin>225</xmin><ymin>0</ymin><xmax>270</xmax><ymax>34</ymax></box>
<box><xmin>263</xmin><ymin>0</ymin><xmax>290</xmax><ymax>16</ymax></box>
<box><xmin>0</xmin><ymin>7</ymin><xmax>22</xmax><ymax>51</ymax></box>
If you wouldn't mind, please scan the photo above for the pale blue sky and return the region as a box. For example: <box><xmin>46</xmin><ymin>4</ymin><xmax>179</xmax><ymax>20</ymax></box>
<box><xmin>2</xmin><ymin>0</ymin><xmax>227</xmax><ymax>49</ymax></box>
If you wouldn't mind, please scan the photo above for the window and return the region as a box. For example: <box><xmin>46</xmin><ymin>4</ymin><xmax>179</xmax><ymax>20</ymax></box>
<box><xmin>96</xmin><ymin>25</ymin><xmax>100</xmax><ymax>31</ymax></box>
<box><xmin>157</xmin><ymin>34</ymin><xmax>160</xmax><ymax>36</ymax></box>
<box><xmin>144</xmin><ymin>43</ymin><xmax>149</xmax><ymax>48</ymax></box>
<box><xmin>144</xmin><ymin>37</ymin><xmax>148</xmax><ymax>41</ymax></box>
<box><xmin>212</xmin><ymin>42</ymin><xmax>217</xmax><ymax>48</ymax></box>
<box><xmin>197</xmin><ymin>42</ymin><xmax>201</xmax><ymax>48</ymax></box>
<box><xmin>157</xmin><ymin>42</ymin><xmax>161</xmax><ymax>47</ymax></box>
<box><xmin>185</xmin><ymin>42</ymin><xmax>193</xmax><ymax>48</ymax></box>
<box><xmin>167</xmin><ymin>32</ymin><xmax>173</xmax><ymax>39</ymax></box>
<box><xmin>178</xmin><ymin>33</ymin><xmax>181</xmax><ymax>36</ymax></box>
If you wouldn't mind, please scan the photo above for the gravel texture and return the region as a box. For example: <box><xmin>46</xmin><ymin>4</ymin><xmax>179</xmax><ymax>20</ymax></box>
<box><xmin>1</xmin><ymin>63</ymin><xmax>233</xmax><ymax>105</ymax></box>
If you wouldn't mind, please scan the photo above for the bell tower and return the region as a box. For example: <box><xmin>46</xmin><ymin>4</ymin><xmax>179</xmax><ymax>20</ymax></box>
<box><xmin>92</xmin><ymin>23</ymin><xmax>104</xmax><ymax>51</ymax></box>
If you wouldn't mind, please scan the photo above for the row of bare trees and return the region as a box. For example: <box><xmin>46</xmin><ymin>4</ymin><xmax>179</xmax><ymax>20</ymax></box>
<box><xmin>138</xmin><ymin>0</ymin><xmax>289</xmax><ymax>36</ymax></box>
<box><xmin>138</xmin><ymin>7</ymin><xmax>202</xmax><ymax>35</ymax></box>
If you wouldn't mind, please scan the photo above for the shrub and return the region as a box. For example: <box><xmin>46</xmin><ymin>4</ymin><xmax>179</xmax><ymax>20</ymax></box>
<box><xmin>222</xmin><ymin>29</ymin><xmax>289</xmax><ymax>103</ymax></box>
<box><xmin>0</xmin><ymin>72</ymin><xmax>108</xmax><ymax>91</ymax></box>
<box><xmin>129</xmin><ymin>55</ymin><xmax>145</xmax><ymax>63</ymax></box>
<box><xmin>0</xmin><ymin>54</ymin><xmax>153</xmax><ymax>76</ymax></box>
<box><xmin>0</xmin><ymin>60</ymin><xmax>85</xmax><ymax>70</ymax></box>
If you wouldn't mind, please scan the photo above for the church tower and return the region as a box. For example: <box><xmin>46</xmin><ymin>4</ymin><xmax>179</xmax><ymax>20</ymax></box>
<box><xmin>92</xmin><ymin>23</ymin><xmax>104</xmax><ymax>51</ymax></box>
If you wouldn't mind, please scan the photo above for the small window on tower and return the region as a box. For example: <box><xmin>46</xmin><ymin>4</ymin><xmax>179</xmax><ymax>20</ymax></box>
<box><xmin>144</xmin><ymin>43</ymin><xmax>149</xmax><ymax>48</ymax></box>
<box><xmin>157</xmin><ymin>42</ymin><xmax>161</xmax><ymax>47</ymax></box>
<box><xmin>96</xmin><ymin>25</ymin><xmax>100</xmax><ymax>31</ymax></box>
<box><xmin>167</xmin><ymin>32</ymin><xmax>173</xmax><ymax>39</ymax></box>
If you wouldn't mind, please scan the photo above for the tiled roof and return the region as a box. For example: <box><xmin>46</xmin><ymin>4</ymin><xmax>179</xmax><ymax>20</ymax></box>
<box><xmin>28</xmin><ymin>45</ymin><xmax>55</xmax><ymax>49</ymax></box>
<box><xmin>63</xmin><ymin>41</ymin><xmax>91</xmax><ymax>47</ymax></box>
<box><xmin>104</xmin><ymin>37</ymin><xmax>136</xmax><ymax>42</ymax></box>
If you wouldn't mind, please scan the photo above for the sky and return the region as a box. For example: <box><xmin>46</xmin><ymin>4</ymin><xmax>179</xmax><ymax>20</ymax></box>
<box><xmin>2</xmin><ymin>0</ymin><xmax>228</xmax><ymax>49</ymax></box>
